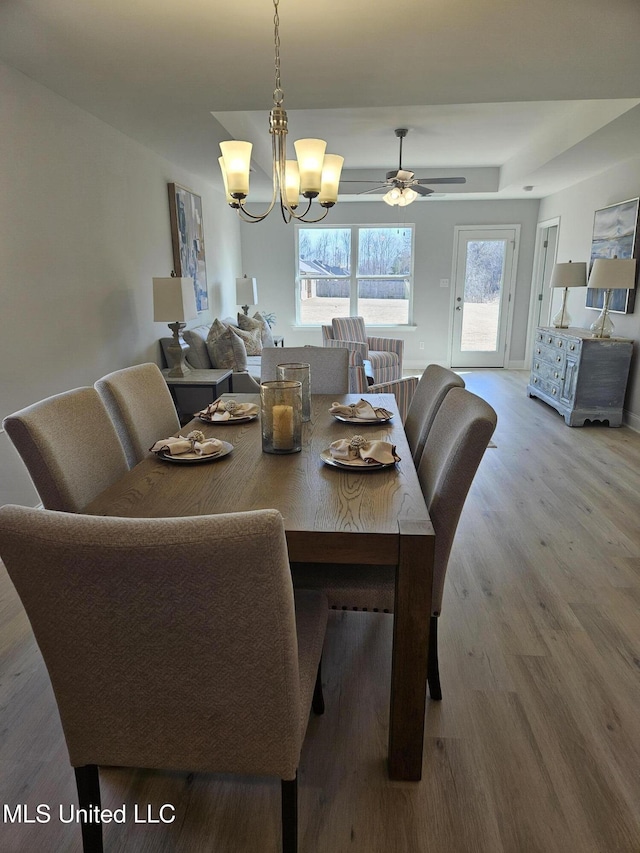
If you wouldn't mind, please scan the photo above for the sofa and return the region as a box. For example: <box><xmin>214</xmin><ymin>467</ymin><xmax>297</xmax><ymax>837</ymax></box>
<box><xmin>160</xmin><ymin>317</ymin><xmax>269</xmax><ymax>394</ymax></box>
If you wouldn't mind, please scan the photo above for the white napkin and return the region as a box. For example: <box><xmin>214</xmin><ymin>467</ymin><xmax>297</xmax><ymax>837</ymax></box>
<box><xmin>329</xmin><ymin>399</ymin><xmax>393</xmax><ymax>420</ymax></box>
<box><xmin>197</xmin><ymin>399</ymin><xmax>259</xmax><ymax>421</ymax></box>
<box><xmin>329</xmin><ymin>435</ymin><xmax>400</xmax><ymax>465</ymax></box>
<box><xmin>150</xmin><ymin>434</ymin><xmax>223</xmax><ymax>457</ymax></box>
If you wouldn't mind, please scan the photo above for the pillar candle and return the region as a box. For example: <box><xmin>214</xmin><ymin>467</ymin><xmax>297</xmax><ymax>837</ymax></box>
<box><xmin>272</xmin><ymin>404</ymin><xmax>294</xmax><ymax>450</ymax></box>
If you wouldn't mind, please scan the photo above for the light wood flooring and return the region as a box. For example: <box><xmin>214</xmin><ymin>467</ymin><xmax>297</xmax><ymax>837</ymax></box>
<box><xmin>1</xmin><ymin>369</ymin><xmax>639</xmax><ymax>852</ymax></box>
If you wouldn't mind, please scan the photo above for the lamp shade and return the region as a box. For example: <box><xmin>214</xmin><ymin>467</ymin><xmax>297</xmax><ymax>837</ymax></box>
<box><xmin>236</xmin><ymin>276</ymin><xmax>258</xmax><ymax>306</ymax></box>
<box><xmin>588</xmin><ymin>258</ymin><xmax>637</xmax><ymax>290</ymax></box>
<box><xmin>153</xmin><ymin>277</ymin><xmax>198</xmax><ymax>323</ymax></box>
<box><xmin>549</xmin><ymin>261</ymin><xmax>587</xmax><ymax>288</ymax></box>
<box><xmin>220</xmin><ymin>140</ymin><xmax>252</xmax><ymax>198</ymax></box>
<box><xmin>318</xmin><ymin>154</ymin><xmax>345</xmax><ymax>205</ymax></box>
<box><xmin>284</xmin><ymin>160</ymin><xmax>301</xmax><ymax>209</ymax></box>
<box><xmin>294</xmin><ymin>138</ymin><xmax>327</xmax><ymax>195</ymax></box>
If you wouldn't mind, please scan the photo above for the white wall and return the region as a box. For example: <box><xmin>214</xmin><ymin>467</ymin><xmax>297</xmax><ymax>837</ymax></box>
<box><xmin>0</xmin><ymin>62</ymin><xmax>242</xmax><ymax>506</ymax></box>
<box><xmin>539</xmin><ymin>156</ymin><xmax>640</xmax><ymax>427</ymax></box>
<box><xmin>238</xmin><ymin>198</ymin><xmax>540</xmax><ymax>369</ymax></box>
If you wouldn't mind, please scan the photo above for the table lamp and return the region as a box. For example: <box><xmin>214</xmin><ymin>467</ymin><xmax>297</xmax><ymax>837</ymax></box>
<box><xmin>549</xmin><ymin>261</ymin><xmax>587</xmax><ymax>328</ymax></box>
<box><xmin>587</xmin><ymin>257</ymin><xmax>637</xmax><ymax>338</ymax></box>
<box><xmin>153</xmin><ymin>276</ymin><xmax>198</xmax><ymax>376</ymax></box>
<box><xmin>236</xmin><ymin>275</ymin><xmax>258</xmax><ymax>315</ymax></box>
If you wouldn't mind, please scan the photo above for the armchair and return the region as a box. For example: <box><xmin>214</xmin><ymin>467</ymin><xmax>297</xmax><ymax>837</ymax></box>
<box><xmin>321</xmin><ymin>316</ymin><xmax>403</xmax><ymax>385</ymax></box>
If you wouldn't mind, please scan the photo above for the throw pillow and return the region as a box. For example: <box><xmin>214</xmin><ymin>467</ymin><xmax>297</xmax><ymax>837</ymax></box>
<box><xmin>253</xmin><ymin>311</ymin><xmax>276</xmax><ymax>348</ymax></box>
<box><xmin>231</xmin><ymin>323</ymin><xmax>262</xmax><ymax>356</ymax></box>
<box><xmin>206</xmin><ymin>319</ymin><xmax>248</xmax><ymax>371</ymax></box>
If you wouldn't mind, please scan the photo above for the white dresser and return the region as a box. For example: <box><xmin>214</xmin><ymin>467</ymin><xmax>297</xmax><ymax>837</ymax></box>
<box><xmin>526</xmin><ymin>327</ymin><xmax>633</xmax><ymax>427</ymax></box>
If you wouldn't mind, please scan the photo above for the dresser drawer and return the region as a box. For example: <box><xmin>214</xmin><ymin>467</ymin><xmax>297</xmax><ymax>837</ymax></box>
<box><xmin>531</xmin><ymin>358</ymin><xmax>564</xmax><ymax>383</ymax></box>
<box><xmin>529</xmin><ymin>374</ymin><xmax>562</xmax><ymax>399</ymax></box>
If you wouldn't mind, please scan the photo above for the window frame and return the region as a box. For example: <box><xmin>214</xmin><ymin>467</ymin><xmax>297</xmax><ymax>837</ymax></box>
<box><xmin>295</xmin><ymin>223</ymin><xmax>415</xmax><ymax>327</ymax></box>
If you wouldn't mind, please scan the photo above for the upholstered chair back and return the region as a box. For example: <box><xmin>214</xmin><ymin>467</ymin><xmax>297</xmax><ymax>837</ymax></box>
<box><xmin>0</xmin><ymin>505</ymin><xmax>327</xmax><ymax>781</ymax></box>
<box><xmin>418</xmin><ymin>387</ymin><xmax>497</xmax><ymax>614</ymax></box>
<box><xmin>331</xmin><ymin>316</ymin><xmax>368</xmax><ymax>344</ymax></box>
<box><xmin>3</xmin><ymin>388</ymin><xmax>128</xmax><ymax>512</ymax></box>
<box><xmin>260</xmin><ymin>346</ymin><xmax>349</xmax><ymax>394</ymax></box>
<box><xmin>95</xmin><ymin>363</ymin><xmax>180</xmax><ymax>468</ymax></box>
<box><xmin>404</xmin><ymin>365</ymin><xmax>466</xmax><ymax>465</ymax></box>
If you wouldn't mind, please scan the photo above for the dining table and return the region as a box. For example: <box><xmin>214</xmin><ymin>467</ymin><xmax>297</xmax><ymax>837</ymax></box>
<box><xmin>84</xmin><ymin>392</ymin><xmax>435</xmax><ymax>782</ymax></box>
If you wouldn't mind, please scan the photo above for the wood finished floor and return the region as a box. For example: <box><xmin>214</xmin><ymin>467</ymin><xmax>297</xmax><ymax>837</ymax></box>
<box><xmin>1</xmin><ymin>369</ymin><xmax>639</xmax><ymax>852</ymax></box>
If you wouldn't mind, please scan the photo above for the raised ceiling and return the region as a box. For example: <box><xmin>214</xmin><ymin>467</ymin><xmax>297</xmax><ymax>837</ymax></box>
<box><xmin>1</xmin><ymin>0</ymin><xmax>639</xmax><ymax>201</ymax></box>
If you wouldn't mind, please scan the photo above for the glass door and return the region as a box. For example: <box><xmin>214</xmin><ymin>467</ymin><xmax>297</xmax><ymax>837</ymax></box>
<box><xmin>450</xmin><ymin>227</ymin><xmax>518</xmax><ymax>368</ymax></box>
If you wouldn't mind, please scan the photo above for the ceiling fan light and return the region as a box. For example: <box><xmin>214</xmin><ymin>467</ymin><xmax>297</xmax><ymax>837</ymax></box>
<box><xmin>397</xmin><ymin>193</ymin><xmax>409</xmax><ymax>207</ymax></box>
<box><xmin>403</xmin><ymin>188</ymin><xmax>418</xmax><ymax>204</ymax></box>
<box><xmin>220</xmin><ymin>140</ymin><xmax>252</xmax><ymax>198</ymax></box>
<box><xmin>383</xmin><ymin>189</ymin><xmax>398</xmax><ymax>206</ymax></box>
<box><xmin>319</xmin><ymin>154</ymin><xmax>344</xmax><ymax>205</ymax></box>
<box><xmin>294</xmin><ymin>138</ymin><xmax>327</xmax><ymax>196</ymax></box>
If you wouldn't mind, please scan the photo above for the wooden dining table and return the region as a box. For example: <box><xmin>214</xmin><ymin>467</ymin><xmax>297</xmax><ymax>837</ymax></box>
<box><xmin>84</xmin><ymin>392</ymin><xmax>435</xmax><ymax>782</ymax></box>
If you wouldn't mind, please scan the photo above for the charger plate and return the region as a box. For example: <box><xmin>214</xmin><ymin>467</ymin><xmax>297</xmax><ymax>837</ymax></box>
<box><xmin>198</xmin><ymin>413</ymin><xmax>257</xmax><ymax>424</ymax></box>
<box><xmin>320</xmin><ymin>448</ymin><xmax>393</xmax><ymax>471</ymax></box>
<box><xmin>332</xmin><ymin>413</ymin><xmax>393</xmax><ymax>425</ymax></box>
<box><xmin>156</xmin><ymin>440</ymin><xmax>234</xmax><ymax>464</ymax></box>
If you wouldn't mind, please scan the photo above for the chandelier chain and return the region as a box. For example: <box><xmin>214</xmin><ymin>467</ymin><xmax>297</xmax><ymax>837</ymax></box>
<box><xmin>273</xmin><ymin>0</ymin><xmax>283</xmax><ymax>106</ymax></box>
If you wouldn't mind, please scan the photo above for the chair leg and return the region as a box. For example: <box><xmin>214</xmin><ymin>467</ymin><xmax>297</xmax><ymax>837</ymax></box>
<box><xmin>427</xmin><ymin>616</ymin><xmax>442</xmax><ymax>701</ymax></box>
<box><xmin>312</xmin><ymin>656</ymin><xmax>325</xmax><ymax>715</ymax></box>
<box><xmin>74</xmin><ymin>765</ymin><xmax>104</xmax><ymax>853</ymax></box>
<box><xmin>281</xmin><ymin>774</ymin><xmax>298</xmax><ymax>853</ymax></box>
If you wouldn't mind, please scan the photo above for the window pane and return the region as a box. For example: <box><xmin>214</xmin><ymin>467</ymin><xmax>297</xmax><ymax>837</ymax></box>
<box><xmin>358</xmin><ymin>228</ymin><xmax>412</xmax><ymax>276</ymax></box>
<box><xmin>298</xmin><ymin>278</ymin><xmax>350</xmax><ymax>325</ymax></box>
<box><xmin>298</xmin><ymin>228</ymin><xmax>350</xmax><ymax>275</ymax></box>
<box><xmin>460</xmin><ymin>240</ymin><xmax>506</xmax><ymax>351</ymax></box>
<box><xmin>357</xmin><ymin>279</ymin><xmax>409</xmax><ymax>325</ymax></box>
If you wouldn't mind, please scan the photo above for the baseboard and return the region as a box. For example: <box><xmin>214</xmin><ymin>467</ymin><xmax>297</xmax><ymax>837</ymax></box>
<box><xmin>624</xmin><ymin>409</ymin><xmax>640</xmax><ymax>432</ymax></box>
<box><xmin>506</xmin><ymin>359</ymin><xmax>526</xmax><ymax>369</ymax></box>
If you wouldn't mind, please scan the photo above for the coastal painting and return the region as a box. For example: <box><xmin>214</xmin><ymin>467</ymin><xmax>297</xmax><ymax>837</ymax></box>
<box><xmin>586</xmin><ymin>197</ymin><xmax>638</xmax><ymax>314</ymax></box>
<box><xmin>167</xmin><ymin>183</ymin><xmax>208</xmax><ymax>312</ymax></box>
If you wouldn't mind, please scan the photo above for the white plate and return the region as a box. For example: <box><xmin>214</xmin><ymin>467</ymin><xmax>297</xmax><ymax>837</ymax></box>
<box><xmin>156</xmin><ymin>440</ymin><xmax>234</xmax><ymax>464</ymax></box>
<box><xmin>332</xmin><ymin>414</ymin><xmax>393</xmax><ymax>425</ymax></box>
<box><xmin>198</xmin><ymin>413</ymin><xmax>258</xmax><ymax>424</ymax></box>
<box><xmin>320</xmin><ymin>448</ymin><xmax>394</xmax><ymax>470</ymax></box>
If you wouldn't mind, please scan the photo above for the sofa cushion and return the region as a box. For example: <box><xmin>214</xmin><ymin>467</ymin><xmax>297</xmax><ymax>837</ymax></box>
<box><xmin>232</xmin><ymin>320</ymin><xmax>263</xmax><ymax>355</ymax></box>
<box><xmin>206</xmin><ymin>319</ymin><xmax>248</xmax><ymax>371</ymax></box>
<box><xmin>253</xmin><ymin>311</ymin><xmax>276</xmax><ymax>348</ymax></box>
<box><xmin>182</xmin><ymin>325</ymin><xmax>213</xmax><ymax>369</ymax></box>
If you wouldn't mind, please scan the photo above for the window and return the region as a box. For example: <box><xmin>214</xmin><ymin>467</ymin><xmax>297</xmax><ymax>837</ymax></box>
<box><xmin>296</xmin><ymin>224</ymin><xmax>414</xmax><ymax>325</ymax></box>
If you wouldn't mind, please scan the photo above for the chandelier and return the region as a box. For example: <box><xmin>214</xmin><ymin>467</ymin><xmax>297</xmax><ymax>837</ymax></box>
<box><xmin>218</xmin><ymin>0</ymin><xmax>344</xmax><ymax>224</ymax></box>
<box><xmin>383</xmin><ymin>187</ymin><xmax>418</xmax><ymax>207</ymax></box>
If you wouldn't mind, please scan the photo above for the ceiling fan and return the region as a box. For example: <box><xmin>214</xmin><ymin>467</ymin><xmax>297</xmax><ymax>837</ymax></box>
<box><xmin>343</xmin><ymin>128</ymin><xmax>466</xmax><ymax>204</ymax></box>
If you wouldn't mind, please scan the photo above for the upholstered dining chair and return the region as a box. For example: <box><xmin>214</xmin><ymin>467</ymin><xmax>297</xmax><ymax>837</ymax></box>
<box><xmin>95</xmin><ymin>362</ymin><xmax>180</xmax><ymax>468</ymax></box>
<box><xmin>0</xmin><ymin>505</ymin><xmax>328</xmax><ymax>853</ymax></box>
<box><xmin>321</xmin><ymin>316</ymin><xmax>403</xmax><ymax>386</ymax></box>
<box><xmin>260</xmin><ymin>345</ymin><xmax>350</xmax><ymax>394</ymax></box>
<box><xmin>2</xmin><ymin>387</ymin><xmax>128</xmax><ymax>512</ymax></box>
<box><xmin>404</xmin><ymin>365</ymin><xmax>466</xmax><ymax>465</ymax></box>
<box><xmin>290</xmin><ymin>387</ymin><xmax>497</xmax><ymax>701</ymax></box>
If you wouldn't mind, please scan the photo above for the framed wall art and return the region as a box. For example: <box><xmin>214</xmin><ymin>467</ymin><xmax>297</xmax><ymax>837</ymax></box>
<box><xmin>585</xmin><ymin>197</ymin><xmax>639</xmax><ymax>314</ymax></box>
<box><xmin>167</xmin><ymin>183</ymin><xmax>209</xmax><ymax>312</ymax></box>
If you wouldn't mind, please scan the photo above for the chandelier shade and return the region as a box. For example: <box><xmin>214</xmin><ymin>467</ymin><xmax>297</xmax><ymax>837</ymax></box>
<box><xmin>217</xmin><ymin>0</ymin><xmax>344</xmax><ymax>224</ymax></box>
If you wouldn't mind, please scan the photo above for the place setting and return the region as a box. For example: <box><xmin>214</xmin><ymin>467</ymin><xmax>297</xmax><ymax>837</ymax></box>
<box><xmin>320</xmin><ymin>434</ymin><xmax>400</xmax><ymax>471</ymax></box>
<box><xmin>329</xmin><ymin>398</ymin><xmax>394</xmax><ymax>424</ymax></box>
<box><xmin>196</xmin><ymin>398</ymin><xmax>259</xmax><ymax>424</ymax></box>
<box><xmin>149</xmin><ymin>429</ymin><xmax>233</xmax><ymax>464</ymax></box>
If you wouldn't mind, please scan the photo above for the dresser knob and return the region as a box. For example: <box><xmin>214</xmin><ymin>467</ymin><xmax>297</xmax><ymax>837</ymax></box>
<box><xmin>558</xmin><ymin>340</ymin><xmax>563</xmax><ymax>347</ymax></box>
<box><xmin>569</xmin><ymin>344</ymin><xmax>575</xmax><ymax>351</ymax></box>
<box><xmin>533</xmin><ymin>377</ymin><xmax>538</xmax><ymax>384</ymax></box>
<box><xmin>556</xmin><ymin>356</ymin><xmax>562</xmax><ymax>362</ymax></box>
<box><xmin>536</xmin><ymin>348</ymin><xmax>541</xmax><ymax>354</ymax></box>
<box><xmin>552</xmin><ymin>388</ymin><xmax>557</xmax><ymax>395</ymax></box>
<box><xmin>547</xmin><ymin>336</ymin><xmax>552</xmax><ymax>343</ymax></box>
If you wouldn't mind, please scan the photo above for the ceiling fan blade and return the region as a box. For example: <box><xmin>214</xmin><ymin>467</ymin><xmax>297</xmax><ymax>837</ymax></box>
<box><xmin>412</xmin><ymin>184</ymin><xmax>434</xmax><ymax>196</ymax></box>
<box><xmin>415</xmin><ymin>177</ymin><xmax>466</xmax><ymax>185</ymax></box>
<box><xmin>356</xmin><ymin>185</ymin><xmax>388</xmax><ymax>195</ymax></box>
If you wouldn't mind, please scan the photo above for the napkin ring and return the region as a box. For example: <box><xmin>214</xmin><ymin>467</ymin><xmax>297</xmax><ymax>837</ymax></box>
<box><xmin>223</xmin><ymin>400</ymin><xmax>238</xmax><ymax>414</ymax></box>
<box><xmin>187</xmin><ymin>429</ymin><xmax>205</xmax><ymax>450</ymax></box>
<box><xmin>349</xmin><ymin>434</ymin><xmax>366</xmax><ymax>450</ymax></box>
